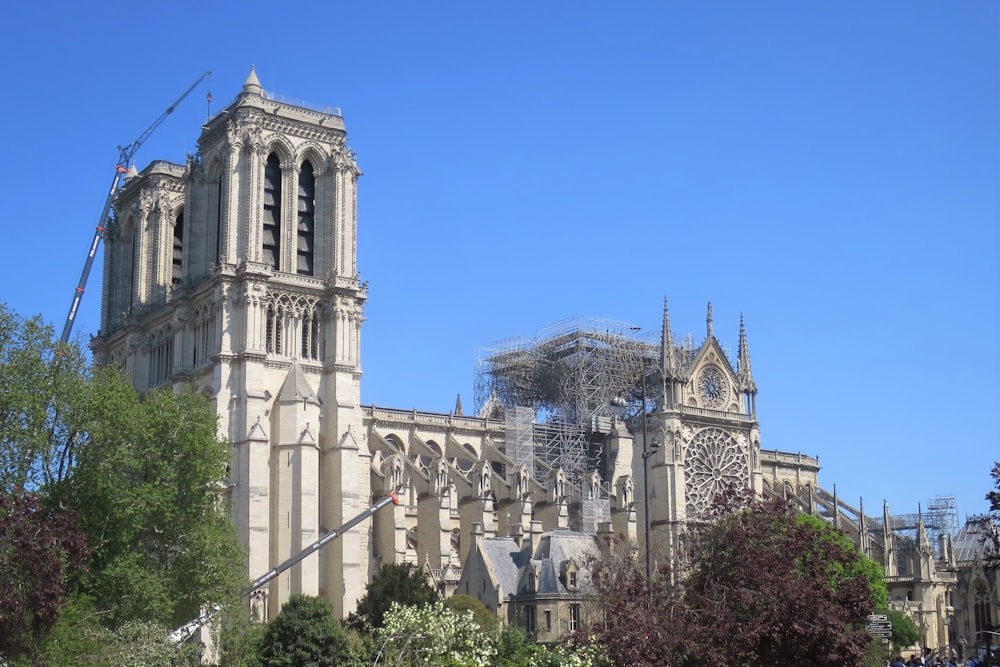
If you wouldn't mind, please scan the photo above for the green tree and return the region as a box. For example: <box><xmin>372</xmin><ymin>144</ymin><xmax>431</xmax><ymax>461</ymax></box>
<box><xmin>259</xmin><ymin>594</ymin><xmax>362</xmax><ymax>667</ymax></box>
<box><xmin>350</xmin><ymin>563</ymin><xmax>438</xmax><ymax>631</ymax></box>
<box><xmin>0</xmin><ymin>305</ymin><xmax>91</xmax><ymax>493</ymax></box>
<box><xmin>444</xmin><ymin>594</ymin><xmax>498</xmax><ymax>632</ymax></box>
<box><xmin>886</xmin><ymin>609</ymin><xmax>921</xmax><ymax>653</ymax></box>
<box><xmin>60</xmin><ymin>372</ymin><xmax>246</xmax><ymax>629</ymax></box>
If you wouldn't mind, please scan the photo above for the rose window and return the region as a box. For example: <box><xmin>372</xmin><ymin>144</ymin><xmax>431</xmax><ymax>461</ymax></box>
<box><xmin>684</xmin><ymin>427</ymin><xmax>749</xmax><ymax>517</ymax></box>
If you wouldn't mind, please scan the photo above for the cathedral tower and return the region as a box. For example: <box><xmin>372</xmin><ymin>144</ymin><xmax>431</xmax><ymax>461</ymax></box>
<box><xmin>94</xmin><ymin>68</ymin><xmax>370</xmax><ymax>617</ymax></box>
<box><xmin>646</xmin><ymin>301</ymin><xmax>763</xmax><ymax>572</ymax></box>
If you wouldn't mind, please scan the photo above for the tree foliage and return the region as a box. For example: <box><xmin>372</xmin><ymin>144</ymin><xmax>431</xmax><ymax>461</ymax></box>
<box><xmin>886</xmin><ymin>609</ymin><xmax>921</xmax><ymax>652</ymax></box>
<box><xmin>378</xmin><ymin>601</ymin><xmax>497</xmax><ymax>667</ymax></box>
<box><xmin>0</xmin><ymin>306</ymin><xmax>91</xmax><ymax>493</ymax></box>
<box><xmin>259</xmin><ymin>594</ymin><xmax>362</xmax><ymax>667</ymax></box>
<box><xmin>588</xmin><ymin>494</ymin><xmax>883</xmax><ymax>667</ymax></box>
<box><xmin>58</xmin><ymin>373</ymin><xmax>246</xmax><ymax>628</ymax></box>
<box><xmin>988</xmin><ymin>461</ymin><xmax>1000</xmax><ymax>512</ymax></box>
<box><xmin>349</xmin><ymin>563</ymin><xmax>438</xmax><ymax>631</ymax></box>
<box><xmin>444</xmin><ymin>594</ymin><xmax>498</xmax><ymax>631</ymax></box>
<box><xmin>377</xmin><ymin>603</ymin><xmax>608</xmax><ymax>667</ymax></box>
<box><xmin>0</xmin><ymin>303</ymin><xmax>246</xmax><ymax>657</ymax></box>
<box><xmin>0</xmin><ymin>492</ymin><xmax>89</xmax><ymax>663</ymax></box>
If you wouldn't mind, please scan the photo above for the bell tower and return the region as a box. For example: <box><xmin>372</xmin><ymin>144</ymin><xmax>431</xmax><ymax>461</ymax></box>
<box><xmin>95</xmin><ymin>68</ymin><xmax>371</xmax><ymax>617</ymax></box>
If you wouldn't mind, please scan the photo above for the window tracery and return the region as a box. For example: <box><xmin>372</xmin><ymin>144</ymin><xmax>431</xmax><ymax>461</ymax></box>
<box><xmin>684</xmin><ymin>427</ymin><xmax>749</xmax><ymax>517</ymax></box>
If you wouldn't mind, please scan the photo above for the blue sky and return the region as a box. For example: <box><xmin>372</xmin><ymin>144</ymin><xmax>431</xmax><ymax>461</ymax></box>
<box><xmin>1</xmin><ymin>2</ymin><xmax>997</xmax><ymax>520</ymax></box>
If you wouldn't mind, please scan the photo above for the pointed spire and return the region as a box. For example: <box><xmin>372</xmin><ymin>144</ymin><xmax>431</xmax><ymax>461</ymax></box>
<box><xmin>858</xmin><ymin>497</ymin><xmax>869</xmax><ymax>554</ymax></box>
<box><xmin>454</xmin><ymin>394</ymin><xmax>464</xmax><ymax>416</ymax></box>
<box><xmin>737</xmin><ymin>313</ymin><xmax>757</xmax><ymax>393</ymax></box>
<box><xmin>660</xmin><ymin>297</ymin><xmax>676</xmax><ymax>378</ymax></box>
<box><xmin>883</xmin><ymin>500</ymin><xmax>898</xmax><ymax>576</ymax></box>
<box><xmin>242</xmin><ymin>65</ymin><xmax>262</xmax><ymax>96</ymax></box>
<box><xmin>916</xmin><ymin>506</ymin><xmax>933</xmax><ymax>553</ymax></box>
<box><xmin>706</xmin><ymin>301</ymin><xmax>713</xmax><ymax>338</ymax></box>
<box><xmin>832</xmin><ymin>484</ymin><xmax>840</xmax><ymax>530</ymax></box>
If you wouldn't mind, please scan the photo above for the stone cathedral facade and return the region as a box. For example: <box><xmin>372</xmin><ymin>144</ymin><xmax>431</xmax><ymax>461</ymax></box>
<box><xmin>94</xmin><ymin>70</ymin><xmax>988</xmax><ymax>653</ymax></box>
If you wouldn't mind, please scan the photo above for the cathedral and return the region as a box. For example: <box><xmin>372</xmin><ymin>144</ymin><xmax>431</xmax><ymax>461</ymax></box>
<box><xmin>92</xmin><ymin>69</ymin><xmax>996</xmax><ymax>655</ymax></box>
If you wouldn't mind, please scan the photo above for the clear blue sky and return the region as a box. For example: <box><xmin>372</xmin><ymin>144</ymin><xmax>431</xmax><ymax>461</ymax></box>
<box><xmin>2</xmin><ymin>2</ymin><xmax>997</xmax><ymax>520</ymax></box>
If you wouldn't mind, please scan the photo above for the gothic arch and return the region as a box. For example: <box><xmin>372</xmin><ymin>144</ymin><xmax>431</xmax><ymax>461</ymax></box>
<box><xmin>297</xmin><ymin>145</ymin><xmax>327</xmax><ymax>172</ymax></box>
<box><xmin>263</xmin><ymin>136</ymin><xmax>294</xmax><ymax>166</ymax></box>
<box><xmin>384</xmin><ymin>433</ymin><xmax>405</xmax><ymax>455</ymax></box>
<box><xmin>454</xmin><ymin>443</ymin><xmax>478</xmax><ymax>472</ymax></box>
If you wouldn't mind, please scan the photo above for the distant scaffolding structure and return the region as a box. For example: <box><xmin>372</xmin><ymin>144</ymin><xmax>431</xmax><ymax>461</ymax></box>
<box><xmin>476</xmin><ymin>316</ymin><xmax>660</xmax><ymax>485</ymax></box>
<box><xmin>506</xmin><ymin>406</ymin><xmax>535</xmax><ymax>478</ymax></box>
<box><xmin>888</xmin><ymin>495</ymin><xmax>959</xmax><ymax>558</ymax></box>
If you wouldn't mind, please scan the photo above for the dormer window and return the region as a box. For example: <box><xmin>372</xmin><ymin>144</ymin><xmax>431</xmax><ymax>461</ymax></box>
<box><xmin>564</xmin><ymin>559</ymin><xmax>580</xmax><ymax>592</ymax></box>
<box><xmin>527</xmin><ymin>571</ymin><xmax>535</xmax><ymax>592</ymax></box>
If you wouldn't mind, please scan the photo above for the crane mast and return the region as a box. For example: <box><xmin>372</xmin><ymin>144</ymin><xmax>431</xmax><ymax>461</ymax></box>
<box><xmin>59</xmin><ymin>70</ymin><xmax>212</xmax><ymax>344</ymax></box>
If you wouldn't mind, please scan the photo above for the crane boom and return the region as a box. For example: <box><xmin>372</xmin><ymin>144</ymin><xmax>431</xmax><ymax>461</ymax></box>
<box><xmin>59</xmin><ymin>70</ymin><xmax>212</xmax><ymax>344</ymax></box>
<box><xmin>168</xmin><ymin>491</ymin><xmax>400</xmax><ymax>644</ymax></box>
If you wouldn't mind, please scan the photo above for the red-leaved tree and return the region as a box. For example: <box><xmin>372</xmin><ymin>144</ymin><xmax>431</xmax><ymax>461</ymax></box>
<box><xmin>588</xmin><ymin>493</ymin><xmax>881</xmax><ymax>667</ymax></box>
<box><xmin>0</xmin><ymin>492</ymin><xmax>89</xmax><ymax>663</ymax></box>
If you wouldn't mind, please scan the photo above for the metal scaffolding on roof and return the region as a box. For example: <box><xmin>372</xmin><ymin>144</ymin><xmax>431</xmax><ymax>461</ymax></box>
<box><xmin>475</xmin><ymin>316</ymin><xmax>660</xmax><ymax>488</ymax></box>
<box><xmin>475</xmin><ymin>315</ymin><xmax>659</xmax><ymax>426</ymax></box>
<box><xmin>886</xmin><ymin>494</ymin><xmax>959</xmax><ymax>560</ymax></box>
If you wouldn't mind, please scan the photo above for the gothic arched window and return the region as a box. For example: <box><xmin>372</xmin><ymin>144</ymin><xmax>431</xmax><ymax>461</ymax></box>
<box><xmin>263</xmin><ymin>153</ymin><xmax>282</xmax><ymax>270</ymax></box>
<box><xmin>129</xmin><ymin>218</ymin><xmax>139</xmax><ymax>310</ymax></box>
<box><xmin>265</xmin><ymin>303</ymin><xmax>282</xmax><ymax>356</ymax></box>
<box><xmin>297</xmin><ymin>161</ymin><xmax>315</xmax><ymax>275</ymax></box>
<box><xmin>171</xmin><ymin>210</ymin><xmax>184</xmax><ymax>289</ymax></box>
<box><xmin>212</xmin><ymin>177</ymin><xmax>223</xmax><ymax>264</ymax></box>
<box><xmin>974</xmin><ymin>585</ymin><xmax>993</xmax><ymax>635</ymax></box>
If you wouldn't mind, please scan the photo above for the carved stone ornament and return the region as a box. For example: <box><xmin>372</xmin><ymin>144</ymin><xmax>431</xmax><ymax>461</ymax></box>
<box><xmin>684</xmin><ymin>427</ymin><xmax>750</xmax><ymax>517</ymax></box>
<box><xmin>697</xmin><ymin>364</ymin><xmax>729</xmax><ymax>409</ymax></box>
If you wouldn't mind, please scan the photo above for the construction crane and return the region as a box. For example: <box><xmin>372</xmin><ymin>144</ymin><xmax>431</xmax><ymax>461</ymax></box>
<box><xmin>59</xmin><ymin>70</ymin><xmax>212</xmax><ymax>345</ymax></box>
<box><xmin>169</xmin><ymin>491</ymin><xmax>401</xmax><ymax>644</ymax></box>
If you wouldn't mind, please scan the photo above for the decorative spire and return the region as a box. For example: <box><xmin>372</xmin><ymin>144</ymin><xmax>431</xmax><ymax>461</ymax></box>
<box><xmin>660</xmin><ymin>297</ymin><xmax>676</xmax><ymax>378</ymax></box>
<box><xmin>737</xmin><ymin>313</ymin><xmax>757</xmax><ymax>393</ymax></box>
<box><xmin>706</xmin><ymin>301</ymin><xmax>713</xmax><ymax>338</ymax></box>
<box><xmin>916</xmin><ymin>505</ymin><xmax>933</xmax><ymax>553</ymax></box>
<box><xmin>832</xmin><ymin>484</ymin><xmax>840</xmax><ymax>530</ymax></box>
<box><xmin>454</xmin><ymin>394</ymin><xmax>464</xmax><ymax>416</ymax></box>
<box><xmin>242</xmin><ymin>65</ymin><xmax>262</xmax><ymax>96</ymax></box>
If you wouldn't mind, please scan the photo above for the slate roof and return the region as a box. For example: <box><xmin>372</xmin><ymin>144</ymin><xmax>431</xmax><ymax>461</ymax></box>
<box><xmin>475</xmin><ymin>530</ymin><xmax>602</xmax><ymax>598</ymax></box>
<box><xmin>952</xmin><ymin>515</ymin><xmax>1000</xmax><ymax>563</ymax></box>
<box><xmin>277</xmin><ymin>362</ymin><xmax>320</xmax><ymax>405</ymax></box>
<box><xmin>481</xmin><ymin>536</ymin><xmax>527</xmax><ymax>594</ymax></box>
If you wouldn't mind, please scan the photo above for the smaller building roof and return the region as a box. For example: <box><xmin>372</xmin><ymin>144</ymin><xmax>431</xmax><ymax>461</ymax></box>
<box><xmin>952</xmin><ymin>515</ymin><xmax>1000</xmax><ymax>563</ymax></box>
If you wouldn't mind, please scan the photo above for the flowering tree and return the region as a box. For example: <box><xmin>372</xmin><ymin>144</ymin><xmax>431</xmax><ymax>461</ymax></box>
<box><xmin>377</xmin><ymin>601</ymin><xmax>497</xmax><ymax>667</ymax></box>
<box><xmin>377</xmin><ymin>602</ymin><xmax>609</xmax><ymax>667</ymax></box>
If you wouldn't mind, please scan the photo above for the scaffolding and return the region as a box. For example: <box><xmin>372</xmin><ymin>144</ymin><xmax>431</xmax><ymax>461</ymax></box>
<box><xmin>887</xmin><ymin>494</ymin><xmax>959</xmax><ymax>559</ymax></box>
<box><xmin>475</xmin><ymin>316</ymin><xmax>659</xmax><ymax>426</ymax></box>
<box><xmin>506</xmin><ymin>406</ymin><xmax>536</xmax><ymax>479</ymax></box>
<box><xmin>475</xmin><ymin>316</ymin><xmax>662</xmax><ymax>490</ymax></box>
